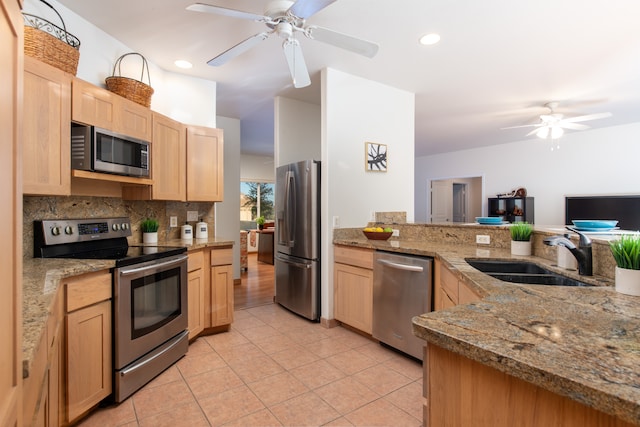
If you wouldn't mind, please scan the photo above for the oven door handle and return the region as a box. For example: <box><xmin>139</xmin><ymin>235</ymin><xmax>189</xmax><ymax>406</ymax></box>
<box><xmin>118</xmin><ymin>254</ymin><xmax>187</xmax><ymax>276</ymax></box>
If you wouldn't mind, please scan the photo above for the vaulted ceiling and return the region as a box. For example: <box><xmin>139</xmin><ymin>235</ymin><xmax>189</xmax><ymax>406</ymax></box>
<box><xmin>56</xmin><ymin>0</ymin><xmax>640</xmax><ymax>157</ymax></box>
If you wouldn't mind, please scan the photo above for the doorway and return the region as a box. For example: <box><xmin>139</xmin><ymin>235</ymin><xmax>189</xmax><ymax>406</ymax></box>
<box><xmin>429</xmin><ymin>176</ymin><xmax>484</xmax><ymax>223</ymax></box>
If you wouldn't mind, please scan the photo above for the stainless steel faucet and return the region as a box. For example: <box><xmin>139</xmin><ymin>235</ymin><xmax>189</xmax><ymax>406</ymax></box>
<box><xmin>543</xmin><ymin>228</ymin><xmax>593</xmax><ymax>276</ymax></box>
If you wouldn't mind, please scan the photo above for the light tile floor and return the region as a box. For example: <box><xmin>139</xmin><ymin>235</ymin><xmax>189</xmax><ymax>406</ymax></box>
<box><xmin>78</xmin><ymin>303</ymin><xmax>424</xmax><ymax>427</ymax></box>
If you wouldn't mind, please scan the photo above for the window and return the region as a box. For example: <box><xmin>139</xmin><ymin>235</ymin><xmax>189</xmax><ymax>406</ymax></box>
<box><xmin>240</xmin><ymin>181</ymin><xmax>275</xmax><ymax>222</ymax></box>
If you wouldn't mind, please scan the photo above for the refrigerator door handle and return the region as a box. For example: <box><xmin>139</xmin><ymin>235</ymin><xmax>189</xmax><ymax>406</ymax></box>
<box><xmin>276</xmin><ymin>254</ymin><xmax>311</xmax><ymax>269</ymax></box>
<box><xmin>282</xmin><ymin>170</ymin><xmax>296</xmax><ymax>247</ymax></box>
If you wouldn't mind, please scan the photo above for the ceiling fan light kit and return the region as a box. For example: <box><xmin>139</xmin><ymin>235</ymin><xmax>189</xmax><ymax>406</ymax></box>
<box><xmin>187</xmin><ymin>0</ymin><xmax>379</xmax><ymax>88</ymax></box>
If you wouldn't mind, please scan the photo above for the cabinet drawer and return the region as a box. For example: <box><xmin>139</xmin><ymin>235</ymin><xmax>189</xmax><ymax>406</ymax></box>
<box><xmin>211</xmin><ymin>247</ymin><xmax>233</xmax><ymax>266</ymax></box>
<box><xmin>65</xmin><ymin>271</ymin><xmax>112</xmax><ymax>312</ymax></box>
<box><xmin>188</xmin><ymin>250</ymin><xmax>204</xmax><ymax>272</ymax></box>
<box><xmin>334</xmin><ymin>245</ymin><xmax>374</xmax><ymax>269</ymax></box>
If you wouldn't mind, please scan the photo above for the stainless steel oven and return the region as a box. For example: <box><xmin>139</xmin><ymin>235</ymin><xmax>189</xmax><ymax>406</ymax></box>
<box><xmin>34</xmin><ymin>217</ymin><xmax>189</xmax><ymax>403</ymax></box>
<box><xmin>113</xmin><ymin>253</ymin><xmax>188</xmax><ymax>402</ymax></box>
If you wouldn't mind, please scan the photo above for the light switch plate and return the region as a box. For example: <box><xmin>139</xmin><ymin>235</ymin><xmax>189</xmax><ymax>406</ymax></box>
<box><xmin>169</xmin><ymin>216</ymin><xmax>178</xmax><ymax>227</ymax></box>
<box><xmin>392</xmin><ymin>229</ymin><xmax>400</xmax><ymax>237</ymax></box>
<box><xmin>476</xmin><ymin>235</ymin><xmax>491</xmax><ymax>244</ymax></box>
<box><xmin>332</xmin><ymin>216</ymin><xmax>340</xmax><ymax>228</ymax></box>
<box><xmin>187</xmin><ymin>211</ymin><xmax>198</xmax><ymax>222</ymax></box>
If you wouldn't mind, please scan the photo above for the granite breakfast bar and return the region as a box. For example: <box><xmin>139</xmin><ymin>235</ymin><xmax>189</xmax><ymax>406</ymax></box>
<box><xmin>334</xmin><ymin>223</ymin><xmax>640</xmax><ymax>426</ymax></box>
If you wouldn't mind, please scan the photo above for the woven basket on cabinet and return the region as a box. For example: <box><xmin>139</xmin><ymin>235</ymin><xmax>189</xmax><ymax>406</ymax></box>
<box><xmin>23</xmin><ymin>0</ymin><xmax>80</xmax><ymax>75</ymax></box>
<box><xmin>105</xmin><ymin>53</ymin><xmax>154</xmax><ymax>108</ymax></box>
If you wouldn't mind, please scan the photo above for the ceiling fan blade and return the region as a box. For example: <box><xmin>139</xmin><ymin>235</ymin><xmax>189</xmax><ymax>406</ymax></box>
<box><xmin>288</xmin><ymin>0</ymin><xmax>337</xmax><ymax>19</ymax></box>
<box><xmin>526</xmin><ymin>127</ymin><xmax>542</xmax><ymax>136</ymax></box>
<box><xmin>186</xmin><ymin>3</ymin><xmax>267</xmax><ymax>22</ymax></box>
<box><xmin>562</xmin><ymin>112</ymin><xmax>612</xmax><ymax>123</ymax></box>
<box><xmin>558</xmin><ymin>122</ymin><xmax>590</xmax><ymax>131</ymax></box>
<box><xmin>500</xmin><ymin>124</ymin><xmax>541</xmax><ymax>130</ymax></box>
<box><xmin>282</xmin><ymin>38</ymin><xmax>311</xmax><ymax>88</ymax></box>
<box><xmin>306</xmin><ymin>25</ymin><xmax>379</xmax><ymax>58</ymax></box>
<box><xmin>207</xmin><ymin>32</ymin><xmax>270</xmax><ymax>66</ymax></box>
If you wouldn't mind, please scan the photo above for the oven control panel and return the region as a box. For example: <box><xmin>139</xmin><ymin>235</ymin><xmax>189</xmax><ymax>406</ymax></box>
<box><xmin>35</xmin><ymin>217</ymin><xmax>132</xmax><ymax>246</ymax></box>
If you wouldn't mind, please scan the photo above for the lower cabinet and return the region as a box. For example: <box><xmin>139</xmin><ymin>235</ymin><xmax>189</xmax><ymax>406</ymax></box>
<box><xmin>63</xmin><ymin>271</ymin><xmax>112</xmax><ymax>424</ymax></box>
<box><xmin>210</xmin><ymin>247</ymin><xmax>234</xmax><ymax>328</ymax></box>
<box><xmin>333</xmin><ymin>245</ymin><xmax>374</xmax><ymax>334</ymax></box>
<box><xmin>187</xmin><ymin>251</ymin><xmax>205</xmax><ymax>339</ymax></box>
<box><xmin>434</xmin><ymin>258</ymin><xmax>480</xmax><ymax>310</ymax></box>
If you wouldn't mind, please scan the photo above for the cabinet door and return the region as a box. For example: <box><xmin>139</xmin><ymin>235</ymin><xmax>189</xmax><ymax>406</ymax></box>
<box><xmin>65</xmin><ymin>300</ymin><xmax>112</xmax><ymax>423</ymax></box>
<box><xmin>0</xmin><ymin>0</ymin><xmax>23</xmax><ymax>424</ymax></box>
<box><xmin>186</xmin><ymin>126</ymin><xmax>223</xmax><ymax>202</ymax></box>
<box><xmin>152</xmin><ymin>113</ymin><xmax>186</xmax><ymax>200</ymax></box>
<box><xmin>23</xmin><ymin>56</ymin><xmax>71</xmax><ymax>195</ymax></box>
<box><xmin>47</xmin><ymin>328</ymin><xmax>61</xmax><ymax>427</ymax></box>
<box><xmin>116</xmin><ymin>98</ymin><xmax>152</xmax><ymax>141</ymax></box>
<box><xmin>334</xmin><ymin>263</ymin><xmax>373</xmax><ymax>334</ymax></box>
<box><xmin>188</xmin><ymin>268</ymin><xmax>205</xmax><ymax>339</ymax></box>
<box><xmin>211</xmin><ymin>264</ymin><xmax>234</xmax><ymax>327</ymax></box>
<box><xmin>71</xmin><ymin>78</ymin><xmax>117</xmax><ymax>129</ymax></box>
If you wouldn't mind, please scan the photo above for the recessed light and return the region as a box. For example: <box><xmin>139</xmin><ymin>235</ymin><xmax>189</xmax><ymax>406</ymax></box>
<box><xmin>419</xmin><ymin>33</ymin><xmax>440</xmax><ymax>45</ymax></box>
<box><xmin>174</xmin><ymin>60</ymin><xmax>193</xmax><ymax>69</ymax></box>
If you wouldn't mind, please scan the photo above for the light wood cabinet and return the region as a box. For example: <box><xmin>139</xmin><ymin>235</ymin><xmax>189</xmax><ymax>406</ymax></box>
<box><xmin>63</xmin><ymin>271</ymin><xmax>112</xmax><ymax>424</ymax></box>
<box><xmin>333</xmin><ymin>245</ymin><xmax>374</xmax><ymax>334</ymax></box>
<box><xmin>188</xmin><ymin>250</ymin><xmax>205</xmax><ymax>339</ymax></box>
<box><xmin>152</xmin><ymin>112</ymin><xmax>186</xmax><ymax>200</ymax></box>
<box><xmin>434</xmin><ymin>258</ymin><xmax>480</xmax><ymax>310</ymax></box>
<box><xmin>425</xmin><ymin>344</ymin><xmax>635</xmax><ymax>427</ymax></box>
<box><xmin>1</xmin><ymin>0</ymin><xmax>23</xmax><ymax>424</ymax></box>
<box><xmin>71</xmin><ymin>78</ymin><xmax>152</xmax><ymax>141</ymax></box>
<box><xmin>210</xmin><ymin>247</ymin><xmax>234</xmax><ymax>327</ymax></box>
<box><xmin>186</xmin><ymin>126</ymin><xmax>224</xmax><ymax>202</ymax></box>
<box><xmin>23</xmin><ymin>56</ymin><xmax>72</xmax><ymax>196</ymax></box>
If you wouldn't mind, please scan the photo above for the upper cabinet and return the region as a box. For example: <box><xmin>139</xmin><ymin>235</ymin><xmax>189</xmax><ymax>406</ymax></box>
<box><xmin>187</xmin><ymin>126</ymin><xmax>224</xmax><ymax>202</ymax></box>
<box><xmin>23</xmin><ymin>56</ymin><xmax>71</xmax><ymax>195</ymax></box>
<box><xmin>71</xmin><ymin>78</ymin><xmax>152</xmax><ymax>142</ymax></box>
<box><xmin>152</xmin><ymin>112</ymin><xmax>186</xmax><ymax>201</ymax></box>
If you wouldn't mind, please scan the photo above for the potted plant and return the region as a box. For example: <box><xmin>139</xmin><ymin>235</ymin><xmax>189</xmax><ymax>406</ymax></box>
<box><xmin>141</xmin><ymin>218</ymin><xmax>159</xmax><ymax>244</ymax></box>
<box><xmin>510</xmin><ymin>222</ymin><xmax>533</xmax><ymax>256</ymax></box>
<box><xmin>256</xmin><ymin>216</ymin><xmax>265</xmax><ymax>230</ymax></box>
<box><xmin>610</xmin><ymin>234</ymin><xmax>640</xmax><ymax>296</ymax></box>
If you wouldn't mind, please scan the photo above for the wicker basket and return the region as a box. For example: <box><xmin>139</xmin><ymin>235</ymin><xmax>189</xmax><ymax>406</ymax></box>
<box><xmin>23</xmin><ymin>0</ymin><xmax>80</xmax><ymax>75</ymax></box>
<box><xmin>105</xmin><ymin>53</ymin><xmax>154</xmax><ymax>108</ymax></box>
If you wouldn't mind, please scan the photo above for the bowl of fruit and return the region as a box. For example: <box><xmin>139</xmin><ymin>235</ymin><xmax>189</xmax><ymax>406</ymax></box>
<box><xmin>362</xmin><ymin>227</ymin><xmax>393</xmax><ymax>240</ymax></box>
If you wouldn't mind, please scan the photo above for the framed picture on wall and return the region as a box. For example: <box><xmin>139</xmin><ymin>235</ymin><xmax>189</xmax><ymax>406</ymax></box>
<box><xmin>365</xmin><ymin>142</ymin><xmax>387</xmax><ymax>172</ymax></box>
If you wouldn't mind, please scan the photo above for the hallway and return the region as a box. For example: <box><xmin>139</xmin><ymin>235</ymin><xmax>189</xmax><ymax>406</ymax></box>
<box><xmin>235</xmin><ymin>252</ymin><xmax>275</xmax><ymax>310</ymax></box>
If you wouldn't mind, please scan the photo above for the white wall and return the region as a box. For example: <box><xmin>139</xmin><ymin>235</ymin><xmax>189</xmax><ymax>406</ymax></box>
<box><xmin>24</xmin><ymin>0</ymin><xmax>216</xmax><ymax>128</ymax></box>
<box><xmin>415</xmin><ymin>122</ymin><xmax>640</xmax><ymax>225</ymax></box>
<box><xmin>215</xmin><ymin>116</ymin><xmax>241</xmax><ymax>279</ymax></box>
<box><xmin>274</xmin><ymin>97</ymin><xmax>321</xmax><ymax>167</ymax></box>
<box><xmin>240</xmin><ymin>154</ymin><xmax>275</xmax><ymax>182</ymax></box>
<box><xmin>322</xmin><ymin>67</ymin><xmax>415</xmax><ymax>320</ymax></box>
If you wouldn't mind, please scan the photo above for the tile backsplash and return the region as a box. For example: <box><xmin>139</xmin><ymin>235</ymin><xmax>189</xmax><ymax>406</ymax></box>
<box><xmin>24</xmin><ymin>196</ymin><xmax>215</xmax><ymax>258</ymax></box>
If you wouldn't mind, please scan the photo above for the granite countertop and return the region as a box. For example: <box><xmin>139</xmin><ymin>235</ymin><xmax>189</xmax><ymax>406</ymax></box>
<box><xmin>334</xmin><ymin>236</ymin><xmax>640</xmax><ymax>425</ymax></box>
<box><xmin>22</xmin><ymin>237</ymin><xmax>234</xmax><ymax>379</ymax></box>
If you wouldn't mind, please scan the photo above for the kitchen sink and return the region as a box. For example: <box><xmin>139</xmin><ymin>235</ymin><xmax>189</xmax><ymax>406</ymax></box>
<box><xmin>465</xmin><ymin>259</ymin><xmax>593</xmax><ymax>287</ymax></box>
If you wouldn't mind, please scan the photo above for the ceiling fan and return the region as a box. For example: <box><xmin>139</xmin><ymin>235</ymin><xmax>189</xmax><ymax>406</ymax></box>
<box><xmin>501</xmin><ymin>102</ymin><xmax>612</xmax><ymax>139</ymax></box>
<box><xmin>186</xmin><ymin>0</ymin><xmax>379</xmax><ymax>88</ymax></box>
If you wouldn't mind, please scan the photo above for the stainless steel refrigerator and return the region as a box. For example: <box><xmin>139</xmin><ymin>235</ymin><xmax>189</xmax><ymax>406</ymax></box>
<box><xmin>275</xmin><ymin>160</ymin><xmax>321</xmax><ymax>321</ymax></box>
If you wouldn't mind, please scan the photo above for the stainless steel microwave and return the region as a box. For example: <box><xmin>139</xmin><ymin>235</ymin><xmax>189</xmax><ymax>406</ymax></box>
<box><xmin>71</xmin><ymin>125</ymin><xmax>150</xmax><ymax>177</ymax></box>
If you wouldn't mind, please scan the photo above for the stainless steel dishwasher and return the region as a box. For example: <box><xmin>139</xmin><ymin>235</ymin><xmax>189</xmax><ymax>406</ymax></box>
<box><xmin>373</xmin><ymin>251</ymin><xmax>433</xmax><ymax>361</ymax></box>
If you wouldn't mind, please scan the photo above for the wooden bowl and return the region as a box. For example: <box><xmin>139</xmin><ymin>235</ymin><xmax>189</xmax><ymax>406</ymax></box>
<box><xmin>362</xmin><ymin>230</ymin><xmax>393</xmax><ymax>240</ymax></box>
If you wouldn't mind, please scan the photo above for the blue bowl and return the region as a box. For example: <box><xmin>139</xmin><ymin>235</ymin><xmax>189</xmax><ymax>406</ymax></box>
<box><xmin>476</xmin><ymin>216</ymin><xmax>504</xmax><ymax>224</ymax></box>
<box><xmin>571</xmin><ymin>220</ymin><xmax>618</xmax><ymax>230</ymax></box>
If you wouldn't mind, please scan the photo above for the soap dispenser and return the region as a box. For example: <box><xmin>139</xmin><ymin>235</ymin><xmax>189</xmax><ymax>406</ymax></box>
<box><xmin>195</xmin><ymin>218</ymin><xmax>208</xmax><ymax>239</ymax></box>
<box><xmin>180</xmin><ymin>222</ymin><xmax>193</xmax><ymax>240</ymax></box>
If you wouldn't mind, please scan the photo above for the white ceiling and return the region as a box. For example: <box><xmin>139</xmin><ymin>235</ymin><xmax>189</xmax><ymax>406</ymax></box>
<box><xmin>56</xmin><ymin>0</ymin><xmax>640</xmax><ymax>157</ymax></box>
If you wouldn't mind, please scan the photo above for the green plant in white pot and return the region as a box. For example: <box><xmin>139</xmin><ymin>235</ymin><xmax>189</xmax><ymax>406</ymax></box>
<box><xmin>141</xmin><ymin>218</ymin><xmax>159</xmax><ymax>244</ymax></box>
<box><xmin>610</xmin><ymin>234</ymin><xmax>640</xmax><ymax>296</ymax></box>
<box><xmin>510</xmin><ymin>222</ymin><xmax>533</xmax><ymax>256</ymax></box>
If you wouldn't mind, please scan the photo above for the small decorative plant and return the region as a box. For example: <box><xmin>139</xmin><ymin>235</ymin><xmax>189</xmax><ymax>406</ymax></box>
<box><xmin>610</xmin><ymin>234</ymin><xmax>640</xmax><ymax>270</ymax></box>
<box><xmin>256</xmin><ymin>216</ymin><xmax>265</xmax><ymax>229</ymax></box>
<box><xmin>140</xmin><ymin>218</ymin><xmax>159</xmax><ymax>233</ymax></box>
<box><xmin>510</xmin><ymin>222</ymin><xmax>533</xmax><ymax>241</ymax></box>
